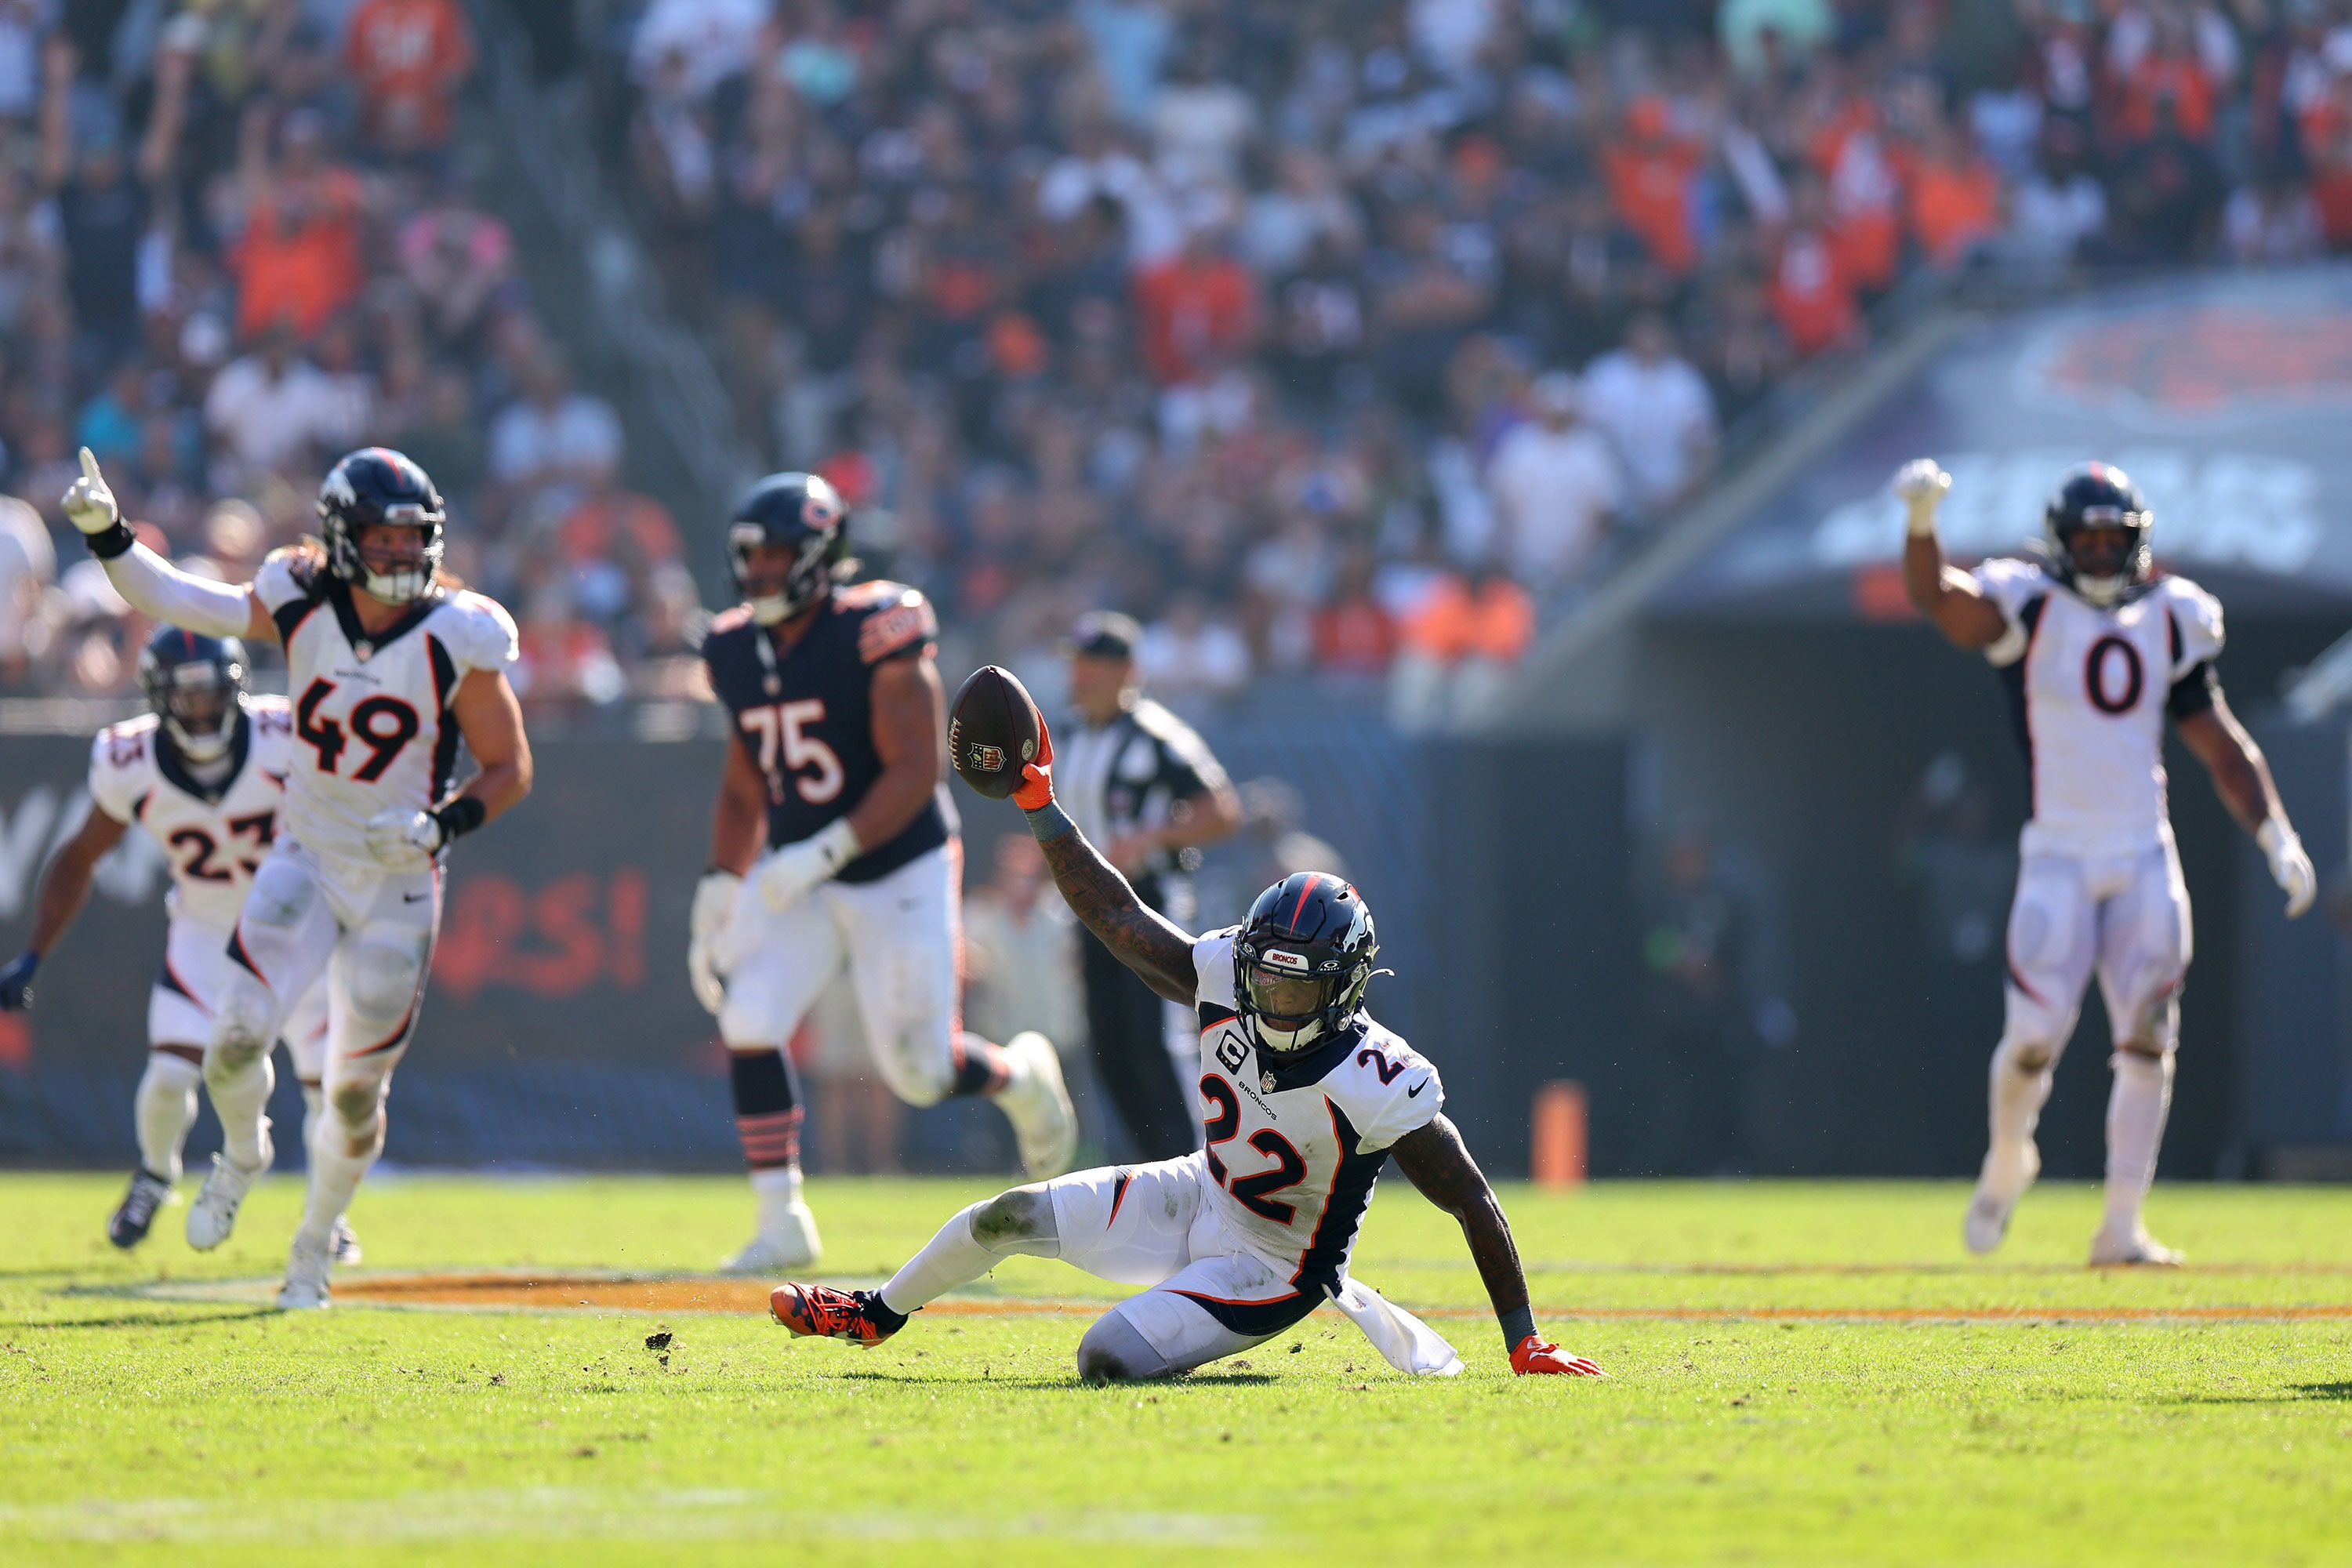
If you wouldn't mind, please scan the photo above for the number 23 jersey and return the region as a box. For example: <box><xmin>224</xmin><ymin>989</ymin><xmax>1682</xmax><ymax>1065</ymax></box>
<box><xmin>88</xmin><ymin>699</ymin><xmax>293</xmax><ymax>927</ymax></box>
<box><xmin>254</xmin><ymin>550</ymin><xmax>519</xmax><ymax>877</ymax></box>
<box><xmin>1972</xmin><ymin>557</ymin><xmax>2224</xmax><ymax>858</ymax></box>
<box><xmin>1188</xmin><ymin>927</ymin><xmax>1444</xmax><ymax>1296</ymax></box>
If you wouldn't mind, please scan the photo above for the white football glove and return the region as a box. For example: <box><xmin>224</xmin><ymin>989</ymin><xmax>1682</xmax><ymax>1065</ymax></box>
<box><xmin>364</xmin><ymin>808</ymin><xmax>446</xmax><ymax>867</ymax></box>
<box><xmin>2258</xmin><ymin>818</ymin><xmax>2318</xmax><ymax>919</ymax></box>
<box><xmin>63</xmin><ymin>446</ymin><xmax>119</xmax><ymax>535</ymax></box>
<box><xmin>688</xmin><ymin>869</ymin><xmax>740</xmax><ymax>1015</ymax></box>
<box><xmin>1893</xmin><ymin>458</ymin><xmax>1950</xmax><ymax>536</ymax></box>
<box><xmin>754</xmin><ymin>818</ymin><xmax>862</xmax><ymax>913</ymax></box>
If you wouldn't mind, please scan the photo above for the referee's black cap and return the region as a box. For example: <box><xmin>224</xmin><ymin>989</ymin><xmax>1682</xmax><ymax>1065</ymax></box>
<box><xmin>1062</xmin><ymin>610</ymin><xmax>1141</xmax><ymax>660</ymax></box>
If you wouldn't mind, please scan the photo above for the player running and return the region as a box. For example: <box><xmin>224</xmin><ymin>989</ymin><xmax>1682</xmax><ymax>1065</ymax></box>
<box><xmin>1899</xmin><ymin>458</ymin><xmax>2315</xmax><ymax>1265</ymax></box>
<box><xmin>770</xmin><ymin>717</ymin><xmax>1602</xmax><ymax>1381</ymax></box>
<box><xmin>690</xmin><ymin>472</ymin><xmax>1075</xmax><ymax>1273</ymax></box>
<box><xmin>61</xmin><ymin>446</ymin><xmax>532</xmax><ymax>1306</ymax></box>
<box><xmin>0</xmin><ymin>626</ymin><xmax>354</xmax><ymax>1260</ymax></box>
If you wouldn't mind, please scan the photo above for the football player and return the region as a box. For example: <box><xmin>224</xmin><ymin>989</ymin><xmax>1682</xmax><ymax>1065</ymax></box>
<box><xmin>770</xmin><ymin>719</ymin><xmax>1603</xmax><ymax>1381</ymax></box>
<box><xmin>1899</xmin><ymin>459</ymin><xmax>2315</xmax><ymax>1265</ymax></box>
<box><xmin>62</xmin><ymin>446</ymin><xmax>532</xmax><ymax>1307</ymax></box>
<box><xmin>690</xmin><ymin>472</ymin><xmax>1075</xmax><ymax>1272</ymax></box>
<box><xmin>0</xmin><ymin>626</ymin><xmax>352</xmax><ymax>1259</ymax></box>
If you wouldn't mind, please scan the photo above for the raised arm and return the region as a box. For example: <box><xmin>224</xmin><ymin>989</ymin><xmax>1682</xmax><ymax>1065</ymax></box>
<box><xmin>1388</xmin><ymin>1114</ymin><xmax>1602</xmax><ymax>1376</ymax></box>
<box><xmin>1896</xmin><ymin>459</ymin><xmax>2009</xmax><ymax>652</ymax></box>
<box><xmin>2177</xmin><ymin>689</ymin><xmax>2315</xmax><ymax>916</ymax></box>
<box><xmin>0</xmin><ymin>804</ymin><xmax>130</xmax><ymax>1010</ymax></box>
<box><xmin>1014</xmin><ymin>717</ymin><xmax>1199</xmax><ymax>1006</ymax></box>
<box><xmin>62</xmin><ymin>449</ymin><xmax>274</xmax><ymax>642</ymax></box>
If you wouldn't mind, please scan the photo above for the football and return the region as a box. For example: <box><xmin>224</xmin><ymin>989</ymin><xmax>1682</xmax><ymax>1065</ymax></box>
<box><xmin>949</xmin><ymin>664</ymin><xmax>1043</xmax><ymax>800</ymax></box>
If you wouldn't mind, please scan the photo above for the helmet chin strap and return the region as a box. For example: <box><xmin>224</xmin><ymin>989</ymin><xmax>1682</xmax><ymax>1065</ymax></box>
<box><xmin>1252</xmin><ymin>1015</ymin><xmax>1325</xmax><ymax>1053</ymax></box>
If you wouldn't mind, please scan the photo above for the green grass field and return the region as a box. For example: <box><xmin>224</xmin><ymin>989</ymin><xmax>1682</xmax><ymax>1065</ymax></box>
<box><xmin>3</xmin><ymin>1173</ymin><xmax>2349</xmax><ymax>1566</ymax></box>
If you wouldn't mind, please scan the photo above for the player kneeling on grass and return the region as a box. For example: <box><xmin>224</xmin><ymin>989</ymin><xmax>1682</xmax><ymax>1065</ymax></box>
<box><xmin>771</xmin><ymin>707</ymin><xmax>1602</xmax><ymax>1381</ymax></box>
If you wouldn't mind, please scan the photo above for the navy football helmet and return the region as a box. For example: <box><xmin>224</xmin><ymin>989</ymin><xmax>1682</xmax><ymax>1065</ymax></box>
<box><xmin>1234</xmin><ymin>873</ymin><xmax>1380</xmax><ymax>1054</ymax></box>
<box><xmin>727</xmin><ymin>471</ymin><xmax>850</xmax><ymax>626</ymax></box>
<box><xmin>318</xmin><ymin>448</ymin><xmax>445</xmax><ymax>604</ymax></box>
<box><xmin>2044</xmin><ymin>463</ymin><xmax>2151</xmax><ymax>607</ymax></box>
<box><xmin>138</xmin><ymin>626</ymin><xmax>248</xmax><ymax>763</ymax></box>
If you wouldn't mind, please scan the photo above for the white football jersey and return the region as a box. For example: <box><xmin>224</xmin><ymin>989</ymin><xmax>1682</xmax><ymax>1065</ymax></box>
<box><xmin>1973</xmin><ymin>557</ymin><xmax>2225</xmax><ymax>858</ymax></box>
<box><xmin>253</xmin><ymin>551</ymin><xmax>518</xmax><ymax>877</ymax></box>
<box><xmin>1187</xmin><ymin>927</ymin><xmax>1443</xmax><ymax>1295</ymax></box>
<box><xmin>87</xmin><ymin>698</ymin><xmax>296</xmax><ymax>927</ymax></box>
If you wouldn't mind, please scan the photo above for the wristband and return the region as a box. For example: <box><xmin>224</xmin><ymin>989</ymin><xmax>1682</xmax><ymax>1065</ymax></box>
<box><xmin>1024</xmin><ymin>800</ymin><xmax>1076</xmax><ymax>844</ymax></box>
<box><xmin>1499</xmin><ymin>1304</ymin><xmax>1536</xmax><ymax>1351</ymax></box>
<box><xmin>85</xmin><ymin>520</ymin><xmax>136</xmax><ymax>559</ymax></box>
<box><xmin>431</xmin><ymin>796</ymin><xmax>488</xmax><ymax>842</ymax></box>
<box><xmin>1904</xmin><ymin>506</ymin><xmax>1939</xmax><ymax>539</ymax></box>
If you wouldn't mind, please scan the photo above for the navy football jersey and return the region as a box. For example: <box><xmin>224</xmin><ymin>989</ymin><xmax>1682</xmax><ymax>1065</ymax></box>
<box><xmin>702</xmin><ymin>580</ymin><xmax>956</xmax><ymax>884</ymax></box>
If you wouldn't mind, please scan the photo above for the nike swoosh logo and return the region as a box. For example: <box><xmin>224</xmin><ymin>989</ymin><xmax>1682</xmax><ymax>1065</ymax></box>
<box><xmin>401</xmin><ymin>891</ymin><xmax>431</xmax><ymax>902</ymax></box>
<box><xmin>1406</xmin><ymin>1079</ymin><xmax>1428</xmax><ymax>1098</ymax></box>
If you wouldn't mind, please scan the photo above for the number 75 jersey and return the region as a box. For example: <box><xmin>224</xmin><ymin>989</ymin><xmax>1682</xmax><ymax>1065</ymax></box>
<box><xmin>1186</xmin><ymin>927</ymin><xmax>1444</xmax><ymax>1298</ymax></box>
<box><xmin>254</xmin><ymin>550</ymin><xmax>518</xmax><ymax>877</ymax></box>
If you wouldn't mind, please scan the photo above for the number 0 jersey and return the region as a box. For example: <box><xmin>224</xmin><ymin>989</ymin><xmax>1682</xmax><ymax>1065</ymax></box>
<box><xmin>1187</xmin><ymin>927</ymin><xmax>1443</xmax><ymax>1297</ymax></box>
<box><xmin>701</xmin><ymin>580</ymin><xmax>953</xmax><ymax>884</ymax></box>
<box><xmin>254</xmin><ymin>550</ymin><xmax>519</xmax><ymax>877</ymax></box>
<box><xmin>87</xmin><ymin>699</ymin><xmax>294</xmax><ymax>927</ymax></box>
<box><xmin>1973</xmin><ymin>557</ymin><xmax>2225</xmax><ymax>858</ymax></box>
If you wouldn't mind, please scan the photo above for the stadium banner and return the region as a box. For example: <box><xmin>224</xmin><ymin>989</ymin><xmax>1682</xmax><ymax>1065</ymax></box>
<box><xmin>0</xmin><ymin>717</ymin><xmax>1523</xmax><ymax>1172</ymax></box>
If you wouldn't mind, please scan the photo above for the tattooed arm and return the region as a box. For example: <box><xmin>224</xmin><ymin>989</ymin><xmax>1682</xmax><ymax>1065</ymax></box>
<box><xmin>1391</xmin><ymin>1114</ymin><xmax>1603</xmax><ymax>1374</ymax></box>
<box><xmin>1014</xmin><ymin>716</ymin><xmax>1199</xmax><ymax>1006</ymax></box>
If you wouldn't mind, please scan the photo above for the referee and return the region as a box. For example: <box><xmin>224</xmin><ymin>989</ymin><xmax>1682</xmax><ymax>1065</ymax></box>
<box><xmin>1057</xmin><ymin>612</ymin><xmax>1242</xmax><ymax>1159</ymax></box>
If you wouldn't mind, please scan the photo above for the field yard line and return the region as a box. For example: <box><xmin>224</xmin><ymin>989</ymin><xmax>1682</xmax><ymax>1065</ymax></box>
<box><xmin>71</xmin><ymin>1272</ymin><xmax>2352</xmax><ymax>1325</ymax></box>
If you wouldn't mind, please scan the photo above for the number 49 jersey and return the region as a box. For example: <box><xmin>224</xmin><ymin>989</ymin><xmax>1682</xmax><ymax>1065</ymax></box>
<box><xmin>701</xmin><ymin>580</ymin><xmax>953</xmax><ymax>884</ymax></box>
<box><xmin>88</xmin><ymin>700</ymin><xmax>294</xmax><ymax>927</ymax></box>
<box><xmin>1973</xmin><ymin>557</ymin><xmax>2225</xmax><ymax>858</ymax></box>
<box><xmin>1187</xmin><ymin>927</ymin><xmax>1443</xmax><ymax>1298</ymax></box>
<box><xmin>254</xmin><ymin>550</ymin><xmax>518</xmax><ymax>877</ymax></box>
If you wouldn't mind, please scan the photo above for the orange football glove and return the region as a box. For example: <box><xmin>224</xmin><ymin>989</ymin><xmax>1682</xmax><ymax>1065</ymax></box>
<box><xmin>1511</xmin><ymin>1335</ymin><xmax>1603</xmax><ymax>1377</ymax></box>
<box><xmin>1011</xmin><ymin>713</ymin><xmax>1057</xmax><ymax>811</ymax></box>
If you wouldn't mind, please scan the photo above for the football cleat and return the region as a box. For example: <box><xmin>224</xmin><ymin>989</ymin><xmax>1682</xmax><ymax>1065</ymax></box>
<box><xmin>720</xmin><ymin>1201</ymin><xmax>822</xmax><ymax>1275</ymax></box>
<box><xmin>277</xmin><ymin>1237</ymin><xmax>333</xmax><ymax>1308</ymax></box>
<box><xmin>332</xmin><ymin>1216</ymin><xmax>362</xmax><ymax>1267</ymax></box>
<box><xmin>770</xmin><ymin>1283</ymin><xmax>901</xmax><ymax>1347</ymax></box>
<box><xmin>107</xmin><ymin>1170</ymin><xmax>176</xmax><ymax>1249</ymax></box>
<box><xmin>1963</xmin><ymin>1140</ymin><xmax>2041</xmax><ymax>1255</ymax></box>
<box><xmin>2089</xmin><ymin>1224</ymin><xmax>2183</xmax><ymax>1268</ymax></box>
<box><xmin>996</xmin><ymin>1031</ymin><xmax>1077</xmax><ymax>1178</ymax></box>
<box><xmin>185</xmin><ymin>1134</ymin><xmax>272</xmax><ymax>1251</ymax></box>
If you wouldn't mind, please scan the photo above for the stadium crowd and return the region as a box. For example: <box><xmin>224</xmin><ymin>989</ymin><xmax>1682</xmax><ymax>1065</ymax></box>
<box><xmin>7</xmin><ymin>0</ymin><xmax>2352</xmax><ymax>716</ymax></box>
<box><xmin>0</xmin><ymin>0</ymin><xmax>703</xmax><ymax>711</ymax></box>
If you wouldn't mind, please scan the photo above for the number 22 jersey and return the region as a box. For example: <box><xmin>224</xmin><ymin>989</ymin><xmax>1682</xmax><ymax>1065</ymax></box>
<box><xmin>1187</xmin><ymin>927</ymin><xmax>1444</xmax><ymax>1297</ymax></box>
<box><xmin>253</xmin><ymin>550</ymin><xmax>519</xmax><ymax>877</ymax></box>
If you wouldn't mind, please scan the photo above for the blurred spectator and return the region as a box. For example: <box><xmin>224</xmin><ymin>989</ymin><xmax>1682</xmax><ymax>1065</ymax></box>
<box><xmin>203</xmin><ymin>321</ymin><xmax>347</xmax><ymax>481</ymax></box>
<box><xmin>1134</xmin><ymin>221</ymin><xmax>1258</xmax><ymax>386</ymax></box>
<box><xmin>1641</xmin><ymin>826</ymin><xmax>1769</xmax><ymax>1174</ymax></box>
<box><xmin>227</xmin><ymin>108</ymin><xmax>368</xmax><ymax>342</ymax></box>
<box><xmin>1486</xmin><ymin>373</ymin><xmax>1622</xmax><ymax>591</ymax></box>
<box><xmin>488</xmin><ymin>349</ymin><xmax>622</xmax><ymax>506</ymax></box>
<box><xmin>345</xmin><ymin>0</ymin><xmax>474</xmax><ymax>162</ymax></box>
<box><xmin>1580</xmin><ymin>316</ymin><xmax>1719</xmax><ymax>517</ymax></box>
<box><xmin>1138</xmin><ymin>594</ymin><xmax>1250</xmax><ymax>707</ymax></box>
<box><xmin>1389</xmin><ymin>559</ymin><xmax>1534</xmax><ymax>730</ymax></box>
<box><xmin>0</xmin><ymin>493</ymin><xmax>52</xmax><ymax>684</ymax></box>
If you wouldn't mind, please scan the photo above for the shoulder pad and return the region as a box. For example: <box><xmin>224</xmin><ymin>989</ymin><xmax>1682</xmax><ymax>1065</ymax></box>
<box><xmin>852</xmin><ymin>584</ymin><xmax>937</xmax><ymax>665</ymax></box>
<box><xmin>2162</xmin><ymin>575</ymin><xmax>2225</xmax><ymax>670</ymax></box>
<box><xmin>437</xmin><ymin>590</ymin><xmax>521</xmax><ymax>673</ymax></box>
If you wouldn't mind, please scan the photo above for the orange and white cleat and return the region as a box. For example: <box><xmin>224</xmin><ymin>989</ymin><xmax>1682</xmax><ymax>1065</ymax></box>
<box><xmin>769</xmin><ymin>1282</ymin><xmax>904</xmax><ymax>1347</ymax></box>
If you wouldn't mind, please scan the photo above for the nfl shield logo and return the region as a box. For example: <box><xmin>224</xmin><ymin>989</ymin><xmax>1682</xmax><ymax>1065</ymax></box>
<box><xmin>969</xmin><ymin>743</ymin><xmax>1005</xmax><ymax>771</ymax></box>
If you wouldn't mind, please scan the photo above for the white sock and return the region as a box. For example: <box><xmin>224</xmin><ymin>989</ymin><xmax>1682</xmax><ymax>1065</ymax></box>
<box><xmin>134</xmin><ymin>1054</ymin><xmax>203</xmax><ymax>1181</ymax></box>
<box><xmin>2103</xmin><ymin>1051</ymin><xmax>2174</xmax><ymax>1234</ymax></box>
<box><xmin>205</xmin><ymin>1050</ymin><xmax>275</xmax><ymax>1170</ymax></box>
<box><xmin>879</xmin><ymin>1200</ymin><xmax>1056</xmax><ymax>1315</ymax></box>
<box><xmin>1987</xmin><ymin>1036</ymin><xmax>2055</xmax><ymax>1171</ymax></box>
<box><xmin>294</xmin><ymin>1105</ymin><xmax>382</xmax><ymax>1253</ymax></box>
<box><xmin>750</xmin><ymin>1163</ymin><xmax>805</xmax><ymax>1230</ymax></box>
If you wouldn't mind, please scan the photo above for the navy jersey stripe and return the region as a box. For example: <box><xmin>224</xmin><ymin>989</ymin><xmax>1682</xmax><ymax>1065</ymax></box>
<box><xmin>1290</xmin><ymin>1098</ymin><xmax>1387</xmax><ymax>1297</ymax></box>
